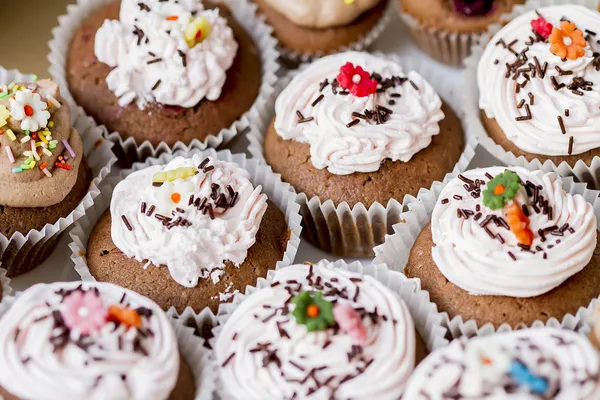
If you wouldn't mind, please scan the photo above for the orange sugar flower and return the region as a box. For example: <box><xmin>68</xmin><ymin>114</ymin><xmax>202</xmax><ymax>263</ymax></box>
<box><xmin>549</xmin><ymin>21</ymin><xmax>586</xmax><ymax>60</ymax></box>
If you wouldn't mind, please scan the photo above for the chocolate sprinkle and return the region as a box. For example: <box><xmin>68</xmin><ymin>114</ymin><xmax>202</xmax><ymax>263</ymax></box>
<box><xmin>121</xmin><ymin>215</ymin><xmax>133</xmax><ymax>231</ymax></box>
<box><xmin>311</xmin><ymin>94</ymin><xmax>324</xmax><ymax>107</ymax></box>
<box><xmin>568</xmin><ymin>136</ymin><xmax>574</xmax><ymax>155</ymax></box>
<box><xmin>558</xmin><ymin>116</ymin><xmax>566</xmax><ymax>134</ymax></box>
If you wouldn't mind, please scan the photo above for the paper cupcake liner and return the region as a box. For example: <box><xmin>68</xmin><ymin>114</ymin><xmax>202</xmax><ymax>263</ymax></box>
<box><xmin>373</xmin><ymin>171</ymin><xmax>600</xmax><ymax>338</ymax></box>
<box><xmin>461</xmin><ymin>0</ymin><xmax>600</xmax><ymax>187</ymax></box>
<box><xmin>0</xmin><ymin>266</ymin><xmax>13</xmax><ymax>317</ymax></box>
<box><xmin>168</xmin><ymin>306</ymin><xmax>219</xmax><ymax>349</ymax></box>
<box><xmin>69</xmin><ymin>146</ymin><xmax>303</xmax><ymax>311</ymax></box>
<box><xmin>248</xmin><ymin>52</ymin><xmax>477</xmax><ymax>257</ymax></box>
<box><xmin>171</xmin><ymin>317</ymin><xmax>216</xmax><ymax>400</ymax></box>
<box><xmin>48</xmin><ymin>0</ymin><xmax>280</xmax><ymax>164</ymax></box>
<box><xmin>0</xmin><ymin>68</ymin><xmax>117</xmax><ymax>278</ymax></box>
<box><xmin>275</xmin><ymin>0</ymin><xmax>394</xmax><ymax>66</ymax></box>
<box><xmin>398</xmin><ymin>0</ymin><xmax>487</xmax><ymax>67</ymax></box>
<box><xmin>210</xmin><ymin>259</ymin><xmax>449</xmax><ymax>399</ymax></box>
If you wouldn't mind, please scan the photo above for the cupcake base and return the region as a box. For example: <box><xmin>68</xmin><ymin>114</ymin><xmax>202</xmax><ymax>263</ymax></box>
<box><xmin>66</xmin><ymin>0</ymin><xmax>261</xmax><ymax>160</ymax></box>
<box><xmin>264</xmin><ymin>102</ymin><xmax>465</xmax><ymax>207</ymax></box>
<box><xmin>406</xmin><ymin>222</ymin><xmax>600</xmax><ymax>328</ymax></box>
<box><xmin>482</xmin><ymin>112</ymin><xmax>600</xmax><ymax>166</ymax></box>
<box><xmin>255</xmin><ymin>0</ymin><xmax>388</xmax><ymax>56</ymax></box>
<box><xmin>0</xmin><ymin>161</ymin><xmax>93</xmax><ymax>277</ymax></box>
<box><xmin>86</xmin><ymin>201</ymin><xmax>290</xmax><ymax>313</ymax></box>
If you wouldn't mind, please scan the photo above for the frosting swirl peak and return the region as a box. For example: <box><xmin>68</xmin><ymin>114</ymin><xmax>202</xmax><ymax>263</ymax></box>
<box><xmin>403</xmin><ymin>328</ymin><xmax>600</xmax><ymax>399</ymax></box>
<box><xmin>111</xmin><ymin>154</ymin><xmax>268</xmax><ymax>288</ymax></box>
<box><xmin>478</xmin><ymin>5</ymin><xmax>600</xmax><ymax>156</ymax></box>
<box><xmin>95</xmin><ymin>0</ymin><xmax>238</xmax><ymax>109</ymax></box>
<box><xmin>431</xmin><ymin>167</ymin><xmax>597</xmax><ymax>297</ymax></box>
<box><xmin>216</xmin><ymin>261</ymin><xmax>416</xmax><ymax>399</ymax></box>
<box><xmin>274</xmin><ymin>52</ymin><xmax>444</xmax><ymax>176</ymax></box>
<box><xmin>0</xmin><ymin>282</ymin><xmax>179</xmax><ymax>400</ymax></box>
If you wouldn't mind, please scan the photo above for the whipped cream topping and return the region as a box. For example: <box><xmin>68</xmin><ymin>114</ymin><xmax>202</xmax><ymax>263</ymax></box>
<box><xmin>0</xmin><ymin>282</ymin><xmax>179</xmax><ymax>400</ymax></box>
<box><xmin>403</xmin><ymin>328</ymin><xmax>600</xmax><ymax>399</ymax></box>
<box><xmin>216</xmin><ymin>261</ymin><xmax>416</xmax><ymax>399</ymax></box>
<box><xmin>111</xmin><ymin>154</ymin><xmax>268</xmax><ymax>288</ymax></box>
<box><xmin>478</xmin><ymin>5</ymin><xmax>600</xmax><ymax>156</ymax></box>
<box><xmin>431</xmin><ymin>166</ymin><xmax>597</xmax><ymax>297</ymax></box>
<box><xmin>95</xmin><ymin>0</ymin><xmax>238</xmax><ymax>109</ymax></box>
<box><xmin>274</xmin><ymin>51</ymin><xmax>444</xmax><ymax>175</ymax></box>
<box><xmin>263</xmin><ymin>0</ymin><xmax>380</xmax><ymax>28</ymax></box>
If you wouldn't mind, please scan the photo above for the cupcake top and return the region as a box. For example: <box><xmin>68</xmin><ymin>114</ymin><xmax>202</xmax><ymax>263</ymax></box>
<box><xmin>403</xmin><ymin>328</ymin><xmax>600</xmax><ymax>399</ymax></box>
<box><xmin>216</xmin><ymin>261</ymin><xmax>416</xmax><ymax>399</ymax></box>
<box><xmin>0</xmin><ymin>79</ymin><xmax>84</xmax><ymax>208</ymax></box>
<box><xmin>262</xmin><ymin>0</ymin><xmax>380</xmax><ymax>28</ymax></box>
<box><xmin>478</xmin><ymin>5</ymin><xmax>600</xmax><ymax>156</ymax></box>
<box><xmin>274</xmin><ymin>51</ymin><xmax>444</xmax><ymax>175</ymax></box>
<box><xmin>0</xmin><ymin>281</ymin><xmax>180</xmax><ymax>400</ymax></box>
<box><xmin>431</xmin><ymin>166</ymin><xmax>597</xmax><ymax>297</ymax></box>
<box><xmin>111</xmin><ymin>154</ymin><xmax>268</xmax><ymax>288</ymax></box>
<box><xmin>95</xmin><ymin>0</ymin><xmax>238</xmax><ymax>109</ymax></box>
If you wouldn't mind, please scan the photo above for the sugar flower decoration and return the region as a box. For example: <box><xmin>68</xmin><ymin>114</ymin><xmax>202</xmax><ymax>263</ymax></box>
<box><xmin>530</xmin><ymin>16</ymin><xmax>553</xmax><ymax>39</ymax></box>
<box><xmin>509</xmin><ymin>360</ymin><xmax>549</xmax><ymax>394</ymax></box>
<box><xmin>61</xmin><ymin>290</ymin><xmax>108</xmax><ymax>334</ymax></box>
<box><xmin>465</xmin><ymin>341</ymin><xmax>512</xmax><ymax>383</ymax></box>
<box><xmin>337</xmin><ymin>62</ymin><xmax>378</xmax><ymax>97</ymax></box>
<box><xmin>107</xmin><ymin>305</ymin><xmax>142</xmax><ymax>329</ymax></box>
<box><xmin>9</xmin><ymin>89</ymin><xmax>50</xmax><ymax>131</ymax></box>
<box><xmin>549</xmin><ymin>21</ymin><xmax>586</xmax><ymax>60</ymax></box>
<box><xmin>0</xmin><ymin>105</ymin><xmax>10</xmax><ymax>128</ymax></box>
<box><xmin>156</xmin><ymin>179</ymin><xmax>195</xmax><ymax>214</ymax></box>
<box><xmin>291</xmin><ymin>291</ymin><xmax>335</xmax><ymax>332</ymax></box>
<box><xmin>483</xmin><ymin>170</ymin><xmax>521</xmax><ymax>210</ymax></box>
<box><xmin>184</xmin><ymin>16</ymin><xmax>212</xmax><ymax>48</ymax></box>
<box><xmin>152</xmin><ymin>167</ymin><xmax>198</xmax><ymax>184</ymax></box>
<box><xmin>333</xmin><ymin>304</ymin><xmax>367</xmax><ymax>344</ymax></box>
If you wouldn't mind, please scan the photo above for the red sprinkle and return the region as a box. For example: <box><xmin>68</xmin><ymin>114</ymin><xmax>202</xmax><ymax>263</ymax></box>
<box><xmin>54</xmin><ymin>162</ymin><xmax>72</xmax><ymax>170</ymax></box>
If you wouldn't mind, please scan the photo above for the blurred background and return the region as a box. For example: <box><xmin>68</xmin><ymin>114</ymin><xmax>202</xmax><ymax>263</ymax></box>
<box><xmin>0</xmin><ymin>0</ymin><xmax>73</xmax><ymax>76</ymax></box>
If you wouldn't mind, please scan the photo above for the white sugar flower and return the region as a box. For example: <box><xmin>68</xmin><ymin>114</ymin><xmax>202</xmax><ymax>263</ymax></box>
<box><xmin>9</xmin><ymin>89</ymin><xmax>51</xmax><ymax>131</ymax></box>
<box><xmin>156</xmin><ymin>180</ymin><xmax>195</xmax><ymax>214</ymax></box>
<box><xmin>465</xmin><ymin>340</ymin><xmax>512</xmax><ymax>382</ymax></box>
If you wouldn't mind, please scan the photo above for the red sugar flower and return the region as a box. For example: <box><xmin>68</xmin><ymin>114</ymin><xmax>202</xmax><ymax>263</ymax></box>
<box><xmin>531</xmin><ymin>16</ymin><xmax>553</xmax><ymax>39</ymax></box>
<box><xmin>336</xmin><ymin>62</ymin><xmax>378</xmax><ymax>97</ymax></box>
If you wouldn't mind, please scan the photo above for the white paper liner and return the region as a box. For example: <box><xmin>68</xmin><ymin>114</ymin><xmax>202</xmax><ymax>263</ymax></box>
<box><xmin>48</xmin><ymin>0</ymin><xmax>280</xmax><ymax>162</ymax></box>
<box><xmin>461</xmin><ymin>0</ymin><xmax>600</xmax><ymax>187</ymax></box>
<box><xmin>0</xmin><ymin>68</ymin><xmax>117</xmax><ymax>277</ymax></box>
<box><xmin>397</xmin><ymin>0</ymin><xmax>488</xmax><ymax>67</ymax></box>
<box><xmin>374</xmin><ymin>170</ymin><xmax>600</xmax><ymax>338</ymax></box>
<box><xmin>0</xmin><ymin>265</ymin><xmax>13</xmax><ymax>318</ymax></box>
<box><xmin>68</xmin><ymin>146</ymin><xmax>303</xmax><ymax>311</ymax></box>
<box><xmin>248</xmin><ymin>52</ymin><xmax>477</xmax><ymax>257</ymax></box>
<box><xmin>209</xmin><ymin>259</ymin><xmax>449</xmax><ymax>399</ymax></box>
<box><xmin>168</xmin><ymin>305</ymin><xmax>219</xmax><ymax>349</ymax></box>
<box><xmin>171</xmin><ymin>317</ymin><xmax>216</xmax><ymax>400</ymax></box>
<box><xmin>275</xmin><ymin>0</ymin><xmax>394</xmax><ymax>66</ymax></box>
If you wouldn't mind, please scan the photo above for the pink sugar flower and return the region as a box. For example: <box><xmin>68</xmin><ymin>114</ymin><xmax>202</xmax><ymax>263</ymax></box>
<box><xmin>333</xmin><ymin>304</ymin><xmax>368</xmax><ymax>344</ymax></box>
<box><xmin>62</xmin><ymin>290</ymin><xmax>108</xmax><ymax>334</ymax></box>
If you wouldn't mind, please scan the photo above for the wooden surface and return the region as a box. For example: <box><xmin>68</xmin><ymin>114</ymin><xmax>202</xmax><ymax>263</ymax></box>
<box><xmin>0</xmin><ymin>0</ymin><xmax>73</xmax><ymax>77</ymax></box>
